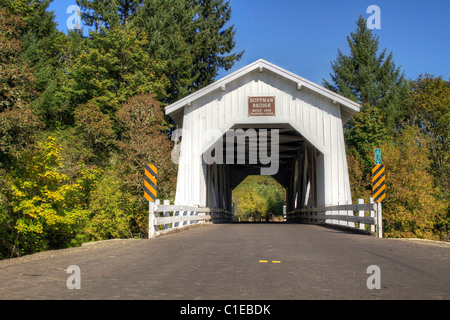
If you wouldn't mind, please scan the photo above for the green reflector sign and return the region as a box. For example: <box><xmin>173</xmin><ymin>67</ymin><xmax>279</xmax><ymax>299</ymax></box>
<box><xmin>374</xmin><ymin>148</ymin><xmax>381</xmax><ymax>165</ymax></box>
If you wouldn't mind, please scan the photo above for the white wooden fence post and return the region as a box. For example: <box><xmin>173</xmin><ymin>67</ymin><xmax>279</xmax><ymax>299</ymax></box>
<box><xmin>191</xmin><ymin>206</ymin><xmax>198</xmax><ymax>225</ymax></box>
<box><xmin>377</xmin><ymin>202</ymin><xmax>383</xmax><ymax>238</ymax></box>
<box><xmin>358</xmin><ymin>199</ymin><xmax>365</xmax><ymax>231</ymax></box>
<box><xmin>163</xmin><ymin>199</ymin><xmax>170</xmax><ymax>230</ymax></box>
<box><xmin>149</xmin><ymin>200</ymin><xmax>155</xmax><ymax>239</ymax></box>
<box><xmin>369</xmin><ymin>197</ymin><xmax>375</xmax><ymax>234</ymax></box>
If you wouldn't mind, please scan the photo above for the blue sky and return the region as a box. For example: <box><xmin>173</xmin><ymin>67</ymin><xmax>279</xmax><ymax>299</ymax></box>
<box><xmin>49</xmin><ymin>0</ymin><xmax>450</xmax><ymax>85</ymax></box>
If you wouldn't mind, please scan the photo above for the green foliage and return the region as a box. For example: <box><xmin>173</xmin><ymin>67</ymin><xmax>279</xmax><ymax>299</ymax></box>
<box><xmin>76</xmin><ymin>171</ymin><xmax>131</xmax><ymax>243</ymax></box>
<box><xmin>77</xmin><ymin>0</ymin><xmax>143</xmax><ymax>29</ymax></box>
<box><xmin>233</xmin><ymin>176</ymin><xmax>285</xmax><ymax>222</ymax></box>
<box><xmin>323</xmin><ymin>16</ymin><xmax>411</xmax><ymax>133</ymax></box>
<box><xmin>326</xmin><ymin>16</ymin><xmax>449</xmax><ymax>241</ymax></box>
<box><xmin>64</xmin><ymin>25</ymin><xmax>168</xmax><ymax>118</ymax></box>
<box><xmin>0</xmin><ymin>8</ymin><xmax>37</xmax><ymax>111</ymax></box>
<box><xmin>409</xmin><ymin>75</ymin><xmax>450</xmax><ymax>240</ymax></box>
<box><xmin>0</xmin><ymin>0</ymin><xmax>244</xmax><ymax>259</ymax></box>
<box><xmin>185</xmin><ymin>0</ymin><xmax>244</xmax><ymax>92</ymax></box>
<box><xmin>20</xmin><ymin>1</ymin><xmax>69</xmax><ymax>128</ymax></box>
<box><xmin>0</xmin><ymin>8</ymin><xmax>43</xmax><ymax>162</ymax></box>
<box><xmin>0</xmin><ymin>0</ymin><xmax>38</xmax><ymax>20</ymax></box>
<box><xmin>9</xmin><ymin>135</ymin><xmax>89</xmax><ymax>254</ymax></box>
<box><xmin>346</xmin><ymin>153</ymin><xmax>371</xmax><ymax>203</ymax></box>
<box><xmin>410</xmin><ymin>75</ymin><xmax>450</xmax><ymax>192</ymax></box>
<box><xmin>74</xmin><ymin>102</ymin><xmax>115</xmax><ymax>164</ymax></box>
<box><xmin>77</xmin><ymin>0</ymin><xmax>244</xmax><ymax>103</ymax></box>
<box><xmin>345</xmin><ymin>104</ymin><xmax>388</xmax><ymax>174</ymax></box>
<box><xmin>133</xmin><ymin>0</ymin><xmax>198</xmax><ymax>102</ymax></box>
<box><xmin>381</xmin><ymin>127</ymin><xmax>447</xmax><ymax>240</ymax></box>
<box><xmin>115</xmin><ymin>94</ymin><xmax>177</xmax><ymax>202</ymax></box>
<box><xmin>0</xmin><ymin>168</ymin><xmax>18</xmax><ymax>258</ymax></box>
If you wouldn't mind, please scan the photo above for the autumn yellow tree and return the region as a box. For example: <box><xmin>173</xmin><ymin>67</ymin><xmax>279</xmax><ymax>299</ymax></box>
<box><xmin>10</xmin><ymin>136</ymin><xmax>89</xmax><ymax>254</ymax></box>
<box><xmin>410</xmin><ymin>75</ymin><xmax>449</xmax><ymax>239</ymax></box>
<box><xmin>410</xmin><ymin>75</ymin><xmax>449</xmax><ymax>191</ymax></box>
<box><xmin>233</xmin><ymin>176</ymin><xmax>285</xmax><ymax>221</ymax></box>
<box><xmin>381</xmin><ymin>126</ymin><xmax>446</xmax><ymax>239</ymax></box>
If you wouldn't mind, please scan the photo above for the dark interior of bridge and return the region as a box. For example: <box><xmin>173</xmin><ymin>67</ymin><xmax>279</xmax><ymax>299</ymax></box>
<box><xmin>203</xmin><ymin>123</ymin><xmax>320</xmax><ymax>215</ymax></box>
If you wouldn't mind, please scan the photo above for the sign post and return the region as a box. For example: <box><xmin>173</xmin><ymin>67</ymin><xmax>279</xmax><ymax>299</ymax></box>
<box><xmin>144</xmin><ymin>164</ymin><xmax>157</xmax><ymax>238</ymax></box>
<box><xmin>372</xmin><ymin>149</ymin><xmax>384</xmax><ymax>238</ymax></box>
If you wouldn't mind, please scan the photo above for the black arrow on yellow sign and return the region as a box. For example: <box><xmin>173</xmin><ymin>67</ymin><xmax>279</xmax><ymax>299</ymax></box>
<box><xmin>144</xmin><ymin>164</ymin><xmax>157</xmax><ymax>202</ymax></box>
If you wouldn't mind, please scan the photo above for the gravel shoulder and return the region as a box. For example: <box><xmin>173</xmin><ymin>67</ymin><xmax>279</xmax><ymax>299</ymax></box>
<box><xmin>390</xmin><ymin>237</ymin><xmax>450</xmax><ymax>248</ymax></box>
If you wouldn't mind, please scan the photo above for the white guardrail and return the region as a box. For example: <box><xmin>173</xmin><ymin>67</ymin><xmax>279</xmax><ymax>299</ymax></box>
<box><xmin>284</xmin><ymin>198</ymin><xmax>383</xmax><ymax>238</ymax></box>
<box><xmin>148</xmin><ymin>199</ymin><xmax>233</xmax><ymax>238</ymax></box>
<box><xmin>148</xmin><ymin>198</ymin><xmax>382</xmax><ymax>238</ymax></box>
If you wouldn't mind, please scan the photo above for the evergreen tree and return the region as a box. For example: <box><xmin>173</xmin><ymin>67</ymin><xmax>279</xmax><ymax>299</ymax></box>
<box><xmin>323</xmin><ymin>15</ymin><xmax>412</xmax><ymax>188</ymax></box>
<box><xmin>188</xmin><ymin>0</ymin><xmax>243</xmax><ymax>91</ymax></box>
<box><xmin>345</xmin><ymin>104</ymin><xmax>388</xmax><ymax>173</ymax></box>
<box><xmin>134</xmin><ymin>0</ymin><xmax>198</xmax><ymax>102</ymax></box>
<box><xmin>19</xmin><ymin>0</ymin><xmax>69</xmax><ymax>128</ymax></box>
<box><xmin>135</xmin><ymin>0</ymin><xmax>243</xmax><ymax>101</ymax></box>
<box><xmin>76</xmin><ymin>0</ymin><xmax>243</xmax><ymax>103</ymax></box>
<box><xmin>323</xmin><ymin>16</ymin><xmax>411</xmax><ymax>132</ymax></box>
<box><xmin>76</xmin><ymin>0</ymin><xmax>143</xmax><ymax>30</ymax></box>
<box><xmin>64</xmin><ymin>25</ymin><xmax>168</xmax><ymax>119</ymax></box>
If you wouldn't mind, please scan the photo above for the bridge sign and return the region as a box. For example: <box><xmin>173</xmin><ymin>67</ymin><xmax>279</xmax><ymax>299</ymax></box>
<box><xmin>372</xmin><ymin>164</ymin><xmax>385</xmax><ymax>202</ymax></box>
<box><xmin>248</xmin><ymin>96</ymin><xmax>275</xmax><ymax>116</ymax></box>
<box><xmin>144</xmin><ymin>164</ymin><xmax>157</xmax><ymax>202</ymax></box>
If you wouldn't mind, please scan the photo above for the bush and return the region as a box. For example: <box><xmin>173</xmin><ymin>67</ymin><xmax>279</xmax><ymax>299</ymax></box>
<box><xmin>381</xmin><ymin>127</ymin><xmax>447</xmax><ymax>239</ymax></box>
<box><xmin>8</xmin><ymin>135</ymin><xmax>89</xmax><ymax>255</ymax></box>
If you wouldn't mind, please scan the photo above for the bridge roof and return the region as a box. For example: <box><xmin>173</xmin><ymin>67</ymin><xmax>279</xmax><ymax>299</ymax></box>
<box><xmin>165</xmin><ymin>59</ymin><xmax>361</xmax><ymax>119</ymax></box>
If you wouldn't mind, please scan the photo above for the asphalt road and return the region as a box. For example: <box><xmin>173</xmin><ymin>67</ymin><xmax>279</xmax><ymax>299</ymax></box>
<box><xmin>0</xmin><ymin>223</ymin><xmax>449</xmax><ymax>300</ymax></box>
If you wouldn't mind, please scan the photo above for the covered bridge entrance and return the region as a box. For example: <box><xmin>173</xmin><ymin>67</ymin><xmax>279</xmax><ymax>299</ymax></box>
<box><xmin>166</xmin><ymin>59</ymin><xmax>360</xmax><ymax>215</ymax></box>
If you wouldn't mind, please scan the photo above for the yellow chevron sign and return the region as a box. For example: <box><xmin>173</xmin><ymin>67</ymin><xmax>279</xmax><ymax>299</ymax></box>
<box><xmin>144</xmin><ymin>164</ymin><xmax>157</xmax><ymax>202</ymax></box>
<box><xmin>372</xmin><ymin>164</ymin><xmax>385</xmax><ymax>203</ymax></box>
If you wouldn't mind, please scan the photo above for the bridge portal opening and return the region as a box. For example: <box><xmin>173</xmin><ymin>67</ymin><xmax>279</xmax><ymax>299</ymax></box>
<box><xmin>232</xmin><ymin>175</ymin><xmax>286</xmax><ymax>222</ymax></box>
<box><xmin>202</xmin><ymin>124</ymin><xmax>323</xmax><ymax>220</ymax></box>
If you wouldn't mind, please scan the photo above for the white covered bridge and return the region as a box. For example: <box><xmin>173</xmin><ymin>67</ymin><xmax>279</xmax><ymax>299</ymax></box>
<box><xmin>148</xmin><ymin>59</ymin><xmax>382</xmax><ymax>238</ymax></box>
